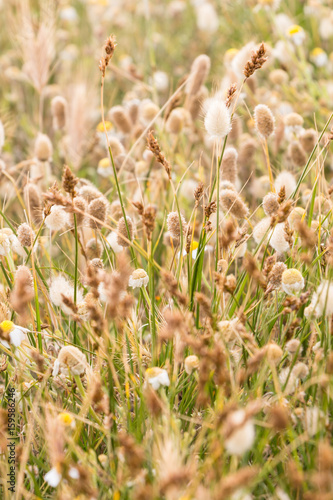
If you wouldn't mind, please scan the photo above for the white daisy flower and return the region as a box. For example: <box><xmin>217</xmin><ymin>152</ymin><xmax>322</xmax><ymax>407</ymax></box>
<box><xmin>0</xmin><ymin>320</ymin><xmax>28</xmax><ymax>348</ymax></box>
<box><xmin>97</xmin><ymin>157</ymin><xmax>113</xmax><ymax>178</ymax></box>
<box><xmin>129</xmin><ymin>269</ymin><xmax>149</xmax><ymax>289</ymax></box>
<box><xmin>184</xmin><ymin>355</ymin><xmax>199</xmax><ymax>375</ymax></box>
<box><xmin>145</xmin><ymin>367</ymin><xmax>170</xmax><ymax>390</ymax></box>
<box><xmin>224</xmin><ymin>410</ymin><xmax>255</xmax><ymax>456</ymax></box>
<box><xmin>57</xmin><ymin>412</ymin><xmax>76</xmax><ymax>429</ymax></box>
<box><xmin>310</xmin><ymin>47</ymin><xmax>328</xmax><ymax>67</ymax></box>
<box><xmin>44</xmin><ymin>467</ymin><xmax>62</xmax><ymax>488</ymax></box>
<box><xmin>286</xmin><ymin>25</ymin><xmax>306</xmax><ymax>46</ymax></box>
<box><xmin>68</xmin><ymin>467</ymin><xmax>80</xmax><ymax>479</ymax></box>
<box><xmin>281</xmin><ymin>269</ymin><xmax>305</xmax><ymax>295</ymax></box>
<box><xmin>44</xmin><ymin>465</ymin><xmax>79</xmax><ymax>488</ymax></box>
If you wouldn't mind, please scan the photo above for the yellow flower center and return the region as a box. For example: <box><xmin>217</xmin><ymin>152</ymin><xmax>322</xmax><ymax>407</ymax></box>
<box><xmin>190</xmin><ymin>241</ymin><xmax>199</xmax><ymax>251</ymax></box>
<box><xmin>282</xmin><ymin>269</ymin><xmax>303</xmax><ymax>285</ymax></box>
<box><xmin>146</xmin><ymin>367</ymin><xmax>163</xmax><ymax>378</ymax></box>
<box><xmin>132</xmin><ymin>269</ymin><xmax>147</xmax><ymax>280</ymax></box>
<box><xmin>225</xmin><ymin>48</ymin><xmax>239</xmax><ymax>59</ymax></box>
<box><xmin>311</xmin><ymin>47</ymin><xmax>324</xmax><ymax>57</ymax></box>
<box><xmin>98</xmin><ymin>157</ymin><xmax>111</xmax><ymax>169</ymax></box>
<box><xmin>288</xmin><ymin>25</ymin><xmax>303</xmax><ymax>36</ymax></box>
<box><xmin>0</xmin><ymin>320</ymin><xmax>14</xmax><ymax>333</ymax></box>
<box><xmin>96</xmin><ymin>121</ymin><xmax>113</xmax><ymax>133</ymax></box>
<box><xmin>58</xmin><ymin>412</ymin><xmax>74</xmax><ymax>426</ymax></box>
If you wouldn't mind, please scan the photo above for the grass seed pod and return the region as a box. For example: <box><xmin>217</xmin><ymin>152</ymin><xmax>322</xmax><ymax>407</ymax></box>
<box><xmin>34</xmin><ymin>133</ymin><xmax>53</xmax><ymax>161</ymax></box>
<box><xmin>51</xmin><ymin>96</ymin><xmax>67</xmax><ymax>130</ymax></box>
<box><xmin>117</xmin><ymin>216</ymin><xmax>133</xmax><ymax>247</ymax></box>
<box><xmin>109</xmin><ymin>105</ymin><xmax>132</xmax><ymax>134</ymax></box>
<box><xmin>88</xmin><ymin>198</ymin><xmax>108</xmax><ymax>229</ymax></box>
<box><xmin>186</xmin><ymin>54</ymin><xmax>211</xmax><ymax>97</ymax></box>
<box><xmin>254</xmin><ymin>104</ymin><xmax>275</xmax><ymax>138</ymax></box>
<box><xmin>220</xmin><ymin>189</ymin><xmax>249</xmax><ymax>219</ymax></box>
<box><xmin>221</xmin><ymin>147</ymin><xmax>238</xmax><ymax>185</ymax></box>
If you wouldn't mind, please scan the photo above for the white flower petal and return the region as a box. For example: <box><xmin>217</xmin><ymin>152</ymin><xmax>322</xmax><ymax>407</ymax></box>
<box><xmin>52</xmin><ymin>359</ymin><xmax>60</xmax><ymax>377</ymax></box>
<box><xmin>68</xmin><ymin>467</ymin><xmax>80</xmax><ymax>479</ymax></box>
<box><xmin>44</xmin><ymin>467</ymin><xmax>62</xmax><ymax>487</ymax></box>
<box><xmin>9</xmin><ymin>328</ymin><xmax>25</xmax><ymax>347</ymax></box>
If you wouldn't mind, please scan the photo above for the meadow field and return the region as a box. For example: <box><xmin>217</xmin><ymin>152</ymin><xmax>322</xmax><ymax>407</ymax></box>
<box><xmin>1</xmin><ymin>0</ymin><xmax>333</xmax><ymax>498</ymax></box>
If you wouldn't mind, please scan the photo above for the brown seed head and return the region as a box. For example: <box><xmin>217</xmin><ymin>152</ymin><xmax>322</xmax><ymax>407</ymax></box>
<box><xmin>194</xmin><ymin>182</ymin><xmax>204</xmax><ymax>207</ymax></box>
<box><xmin>221</xmin><ymin>147</ymin><xmax>238</xmax><ymax>185</ymax></box>
<box><xmin>62</xmin><ymin>165</ymin><xmax>78</xmax><ymax>196</ymax></box>
<box><xmin>220</xmin><ymin>189</ymin><xmax>249</xmax><ymax>219</ymax></box>
<box><xmin>17</xmin><ymin>223</ymin><xmax>35</xmax><ymax>247</ymax></box>
<box><xmin>147</xmin><ymin>131</ymin><xmax>172</xmax><ymax>179</ymax></box>
<box><xmin>88</xmin><ymin>197</ymin><xmax>108</xmax><ymax>229</ymax></box>
<box><xmin>104</xmin><ymin>34</ymin><xmax>117</xmax><ymax>56</ymax></box>
<box><xmin>34</xmin><ymin>133</ymin><xmax>53</xmax><ymax>161</ymax></box>
<box><xmin>266</xmin><ymin>261</ymin><xmax>287</xmax><ymax>293</ymax></box>
<box><xmin>51</xmin><ymin>96</ymin><xmax>67</xmax><ymax>130</ymax></box>
<box><xmin>109</xmin><ymin>106</ymin><xmax>132</xmax><ymax>134</ymax></box>
<box><xmin>186</xmin><ymin>54</ymin><xmax>211</xmax><ymax>97</ymax></box>
<box><xmin>78</xmin><ymin>185</ymin><xmax>102</xmax><ymax>204</ymax></box>
<box><xmin>238</xmin><ymin>136</ymin><xmax>257</xmax><ymax>167</ymax></box>
<box><xmin>288</xmin><ymin>141</ymin><xmax>306</xmax><ymax>167</ymax></box>
<box><xmin>300</xmin><ymin>128</ymin><xmax>317</xmax><ymax>153</ymax></box>
<box><xmin>263</xmin><ymin>192</ymin><xmax>279</xmax><ymax>216</ymax></box>
<box><xmin>243</xmin><ymin>42</ymin><xmax>268</xmax><ymax>78</ymax></box>
<box><xmin>24</xmin><ymin>183</ymin><xmax>43</xmax><ymax>225</ymax></box>
<box><xmin>269</xmin><ymin>404</ymin><xmax>290</xmax><ymax>431</ymax></box>
<box><xmin>225</xmin><ymin>83</ymin><xmax>237</xmax><ymax>108</ymax></box>
<box><xmin>110</xmin><ymin>200</ymin><xmax>123</xmax><ymax>220</ymax></box>
<box><xmin>10</xmin><ymin>265</ymin><xmax>34</xmax><ymax>318</ymax></box>
<box><xmin>167</xmin><ymin>211</ymin><xmax>187</xmax><ymax>241</ymax></box>
<box><xmin>72</xmin><ymin>196</ymin><xmax>87</xmax><ymax>227</ymax></box>
<box><xmin>254</xmin><ymin>104</ymin><xmax>275</xmax><ymax>138</ymax></box>
<box><xmin>117</xmin><ymin>216</ymin><xmax>133</xmax><ymax>248</ymax></box>
<box><xmin>86</xmin><ymin>238</ymin><xmax>103</xmax><ymax>260</ymax></box>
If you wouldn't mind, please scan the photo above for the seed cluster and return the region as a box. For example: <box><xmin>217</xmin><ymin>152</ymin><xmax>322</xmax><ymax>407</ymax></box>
<box><xmin>0</xmin><ymin>2</ymin><xmax>333</xmax><ymax>499</ymax></box>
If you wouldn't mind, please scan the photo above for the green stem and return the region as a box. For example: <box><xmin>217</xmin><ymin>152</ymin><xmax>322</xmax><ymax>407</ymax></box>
<box><xmin>73</xmin><ymin>213</ymin><xmax>78</xmax><ymax>345</ymax></box>
<box><xmin>148</xmin><ymin>239</ymin><xmax>157</xmax><ymax>363</ymax></box>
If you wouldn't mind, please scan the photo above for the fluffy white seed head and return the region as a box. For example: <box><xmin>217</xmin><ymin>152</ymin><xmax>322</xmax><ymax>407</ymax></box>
<box><xmin>49</xmin><ymin>274</ymin><xmax>83</xmax><ymax>315</ymax></box>
<box><xmin>225</xmin><ymin>410</ymin><xmax>255</xmax><ymax>456</ymax></box>
<box><xmin>106</xmin><ymin>231</ymin><xmax>124</xmax><ymax>253</ymax></box>
<box><xmin>269</xmin><ymin>223</ymin><xmax>291</xmax><ymax>254</ymax></box>
<box><xmin>204</xmin><ymin>95</ymin><xmax>231</xmax><ymax>140</ymax></box>
<box><xmin>195</xmin><ymin>2</ymin><xmax>219</xmax><ymax>33</ymax></box>
<box><xmin>45</xmin><ymin>205</ymin><xmax>69</xmax><ymax>231</ymax></box>
<box><xmin>310</xmin><ymin>281</ymin><xmax>333</xmax><ymax>317</ymax></box>
<box><xmin>275</xmin><ymin>171</ymin><xmax>296</xmax><ymax>198</ymax></box>
<box><xmin>253</xmin><ymin>217</ymin><xmax>272</xmax><ymax>245</ymax></box>
<box><xmin>53</xmin><ymin>345</ymin><xmax>86</xmax><ymax>376</ymax></box>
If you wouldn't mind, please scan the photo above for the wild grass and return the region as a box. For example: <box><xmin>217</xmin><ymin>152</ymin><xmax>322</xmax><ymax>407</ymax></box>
<box><xmin>0</xmin><ymin>1</ymin><xmax>333</xmax><ymax>499</ymax></box>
